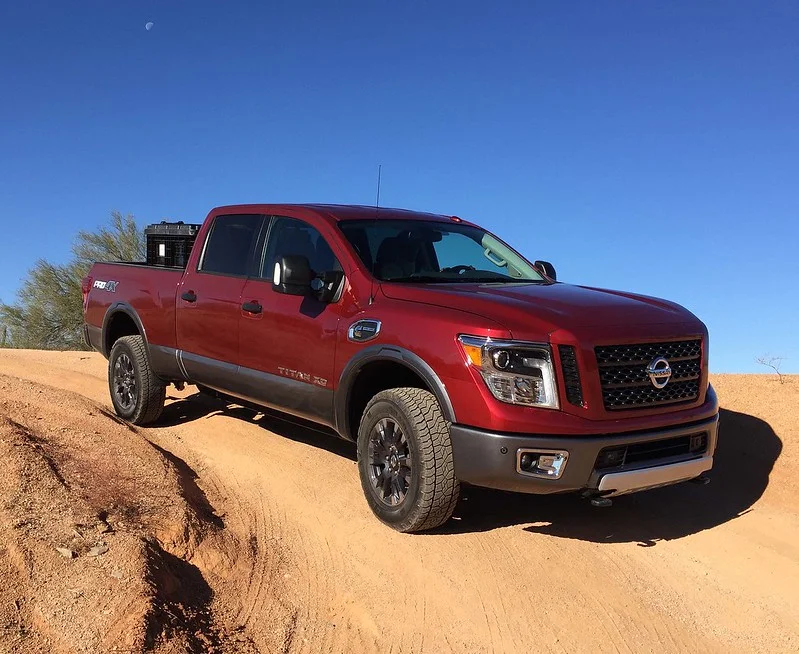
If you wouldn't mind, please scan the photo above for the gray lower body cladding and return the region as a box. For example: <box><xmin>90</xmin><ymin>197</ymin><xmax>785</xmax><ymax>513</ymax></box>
<box><xmin>148</xmin><ymin>345</ymin><xmax>335</xmax><ymax>428</ymax></box>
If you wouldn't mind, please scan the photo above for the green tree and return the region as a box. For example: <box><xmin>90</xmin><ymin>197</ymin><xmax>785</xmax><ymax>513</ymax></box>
<box><xmin>73</xmin><ymin>211</ymin><xmax>145</xmax><ymax>270</ymax></box>
<box><xmin>0</xmin><ymin>211</ymin><xmax>144</xmax><ymax>350</ymax></box>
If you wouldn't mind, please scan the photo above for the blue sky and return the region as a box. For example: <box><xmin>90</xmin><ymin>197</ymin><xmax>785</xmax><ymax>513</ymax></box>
<box><xmin>0</xmin><ymin>1</ymin><xmax>797</xmax><ymax>372</ymax></box>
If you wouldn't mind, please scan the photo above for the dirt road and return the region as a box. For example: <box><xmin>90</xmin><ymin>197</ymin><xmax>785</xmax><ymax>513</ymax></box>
<box><xmin>1</xmin><ymin>349</ymin><xmax>797</xmax><ymax>653</ymax></box>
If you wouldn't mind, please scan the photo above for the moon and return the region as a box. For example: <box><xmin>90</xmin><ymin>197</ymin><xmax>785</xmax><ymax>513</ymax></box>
<box><xmin>145</xmin><ymin>21</ymin><xmax>154</xmax><ymax>31</ymax></box>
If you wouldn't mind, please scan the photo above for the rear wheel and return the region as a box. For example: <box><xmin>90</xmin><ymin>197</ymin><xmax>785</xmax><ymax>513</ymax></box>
<box><xmin>108</xmin><ymin>335</ymin><xmax>165</xmax><ymax>425</ymax></box>
<box><xmin>357</xmin><ymin>387</ymin><xmax>460</xmax><ymax>533</ymax></box>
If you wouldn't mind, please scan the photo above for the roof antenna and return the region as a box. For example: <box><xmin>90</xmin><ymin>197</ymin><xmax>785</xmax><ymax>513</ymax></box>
<box><xmin>375</xmin><ymin>164</ymin><xmax>382</xmax><ymax>210</ymax></box>
<box><xmin>369</xmin><ymin>165</ymin><xmax>382</xmax><ymax>305</ymax></box>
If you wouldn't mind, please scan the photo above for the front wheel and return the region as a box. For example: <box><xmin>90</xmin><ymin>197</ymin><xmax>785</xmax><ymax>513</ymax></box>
<box><xmin>108</xmin><ymin>335</ymin><xmax>166</xmax><ymax>425</ymax></box>
<box><xmin>357</xmin><ymin>388</ymin><xmax>460</xmax><ymax>533</ymax></box>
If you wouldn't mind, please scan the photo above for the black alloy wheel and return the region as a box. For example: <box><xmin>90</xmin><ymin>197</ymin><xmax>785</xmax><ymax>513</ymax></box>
<box><xmin>112</xmin><ymin>352</ymin><xmax>137</xmax><ymax>412</ymax></box>
<box><xmin>367</xmin><ymin>417</ymin><xmax>413</xmax><ymax>507</ymax></box>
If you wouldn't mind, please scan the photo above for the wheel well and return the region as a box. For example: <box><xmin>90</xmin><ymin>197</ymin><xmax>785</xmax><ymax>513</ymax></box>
<box><xmin>347</xmin><ymin>360</ymin><xmax>432</xmax><ymax>441</ymax></box>
<box><xmin>105</xmin><ymin>311</ymin><xmax>140</xmax><ymax>355</ymax></box>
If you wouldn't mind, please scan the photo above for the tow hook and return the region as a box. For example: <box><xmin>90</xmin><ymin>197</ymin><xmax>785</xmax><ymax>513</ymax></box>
<box><xmin>690</xmin><ymin>474</ymin><xmax>711</xmax><ymax>486</ymax></box>
<box><xmin>581</xmin><ymin>490</ymin><xmax>613</xmax><ymax>507</ymax></box>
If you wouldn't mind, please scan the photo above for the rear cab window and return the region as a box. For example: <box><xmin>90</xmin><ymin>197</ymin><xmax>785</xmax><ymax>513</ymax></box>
<box><xmin>199</xmin><ymin>214</ymin><xmax>264</xmax><ymax>276</ymax></box>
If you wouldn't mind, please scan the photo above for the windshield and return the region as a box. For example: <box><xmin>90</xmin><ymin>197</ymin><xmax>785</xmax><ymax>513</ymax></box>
<box><xmin>338</xmin><ymin>219</ymin><xmax>545</xmax><ymax>283</ymax></box>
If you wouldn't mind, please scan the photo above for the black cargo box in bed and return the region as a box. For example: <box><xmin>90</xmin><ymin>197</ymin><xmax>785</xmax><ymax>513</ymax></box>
<box><xmin>145</xmin><ymin>221</ymin><xmax>201</xmax><ymax>268</ymax></box>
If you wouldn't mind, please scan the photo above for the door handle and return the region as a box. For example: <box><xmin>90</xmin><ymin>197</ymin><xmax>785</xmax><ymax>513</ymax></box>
<box><xmin>242</xmin><ymin>301</ymin><xmax>262</xmax><ymax>314</ymax></box>
<box><xmin>181</xmin><ymin>291</ymin><xmax>197</xmax><ymax>303</ymax></box>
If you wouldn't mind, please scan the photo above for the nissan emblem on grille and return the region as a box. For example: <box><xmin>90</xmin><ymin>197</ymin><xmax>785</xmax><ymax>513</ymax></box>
<box><xmin>645</xmin><ymin>357</ymin><xmax>672</xmax><ymax>389</ymax></box>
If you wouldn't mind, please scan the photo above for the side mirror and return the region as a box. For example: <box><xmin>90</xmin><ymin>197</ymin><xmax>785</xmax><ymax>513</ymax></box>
<box><xmin>273</xmin><ymin>255</ymin><xmax>312</xmax><ymax>295</ymax></box>
<box><xmin>272</xmin><ymin>256</ymin><xmax>345</xmax><ymax>302</ymax></box>
<box><xmin>534</xmin><ymin>260</ymin><xmax>557</xmax><ymax>281</ymax></box>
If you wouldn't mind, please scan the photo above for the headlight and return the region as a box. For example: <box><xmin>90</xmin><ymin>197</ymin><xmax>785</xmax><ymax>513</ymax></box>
<box><xmin>458</xmin><ymin>335</ymin><xmax>559</xmax><ymax>409</ymax></box>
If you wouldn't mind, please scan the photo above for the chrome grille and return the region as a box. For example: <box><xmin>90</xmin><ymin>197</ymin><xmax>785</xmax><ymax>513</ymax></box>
<box><xmin>595</xmin><ymin>339</ymin><xmax>702</xmax><ymax>411</ymax></box>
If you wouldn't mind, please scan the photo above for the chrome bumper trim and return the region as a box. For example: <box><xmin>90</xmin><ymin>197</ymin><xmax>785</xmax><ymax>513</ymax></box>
<box><xmin>597</xmin><ymin>456</ymin><xmax>713</xmax><ymax>497</ymax></box>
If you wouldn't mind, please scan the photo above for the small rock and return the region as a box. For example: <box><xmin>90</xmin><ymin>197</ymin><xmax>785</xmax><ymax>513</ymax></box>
<box><xmin>87</xmin><ymin>544</ymin><xmax>109</xmax><ymax>557</ymax></box>
<box><xmin>110</xmin><ymin>569</ymin><xmax>123</xmax><ymax>579</ymax></box>
<box><xmin>56</xmin><ymin>547</ymin><xmax>75</xmax><ymax>559</ymax></box>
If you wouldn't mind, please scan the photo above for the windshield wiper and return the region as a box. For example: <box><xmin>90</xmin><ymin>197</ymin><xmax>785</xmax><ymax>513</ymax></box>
<box><xmin>472</xmin><ymin>278</ymin><xmax>545</xmax><ymax>284</ymax></box>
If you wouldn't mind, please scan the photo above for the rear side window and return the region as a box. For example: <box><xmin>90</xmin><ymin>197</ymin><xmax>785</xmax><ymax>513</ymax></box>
<box><xmin>200</xmin><ymin>214</ymin><xmax>263</xmax><ymax>276</ymax></box>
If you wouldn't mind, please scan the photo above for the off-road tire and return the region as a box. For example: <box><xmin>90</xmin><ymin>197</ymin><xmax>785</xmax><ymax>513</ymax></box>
<box><xmin>108</xmin><ymin>335</ymin><xmax>166</xmax><ymax>425</ymax></box>
<box><xmin>357</xmin><ymin>387</ymin><xmax>460</xmax><ymax>532</ymax></box>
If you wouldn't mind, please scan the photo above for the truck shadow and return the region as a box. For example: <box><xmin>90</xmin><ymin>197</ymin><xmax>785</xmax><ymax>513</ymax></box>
<box><xmin>159</xmin><ymin>397</ymin><xmax>780</xmax><ymax>544</ymax></box>
<box><xmin>158</xmin><ymin>391</ymin><xmax>357</xmax><ymax>462</ymax></box>
<box><xmin>448</xmin><ymin>408</ymin><xmax>782</xmax><ymax>544</ymax></box>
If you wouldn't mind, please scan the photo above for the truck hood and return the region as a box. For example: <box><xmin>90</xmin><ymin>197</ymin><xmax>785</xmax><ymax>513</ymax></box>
<box><xmin>380</xmin><ymin>281</ymin><xmax>702</xmax><ymax>339</ymax></box>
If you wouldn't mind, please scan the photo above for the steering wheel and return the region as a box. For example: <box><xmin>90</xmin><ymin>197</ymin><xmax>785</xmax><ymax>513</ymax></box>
<box><xmin>442</xmin><ymin>265</ymin><xmax>476</xmax><ymax>275</ymax></box>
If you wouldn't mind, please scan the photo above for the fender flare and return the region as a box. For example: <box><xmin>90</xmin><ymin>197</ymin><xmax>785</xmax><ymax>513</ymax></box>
<box><xmin>335</xmin><ymin>345</ymin><xmax>457</xmax><ymax>440</ymax></box>
<box><xmin>101</xmin><ymin>303</ymin><xmax>148</xmax><ymax>357</ymax></box>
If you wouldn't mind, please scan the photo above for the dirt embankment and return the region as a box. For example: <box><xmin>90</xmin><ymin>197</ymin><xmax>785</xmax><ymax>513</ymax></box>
<box><xmin>0</xmin><ymin>350</ymin><xmax>798</xmax><ymax>654</ymax></box>
<box><xmin>0</xmin><ymin>374</ymin><xmax>271</xmax><ymax>653</ymax></box>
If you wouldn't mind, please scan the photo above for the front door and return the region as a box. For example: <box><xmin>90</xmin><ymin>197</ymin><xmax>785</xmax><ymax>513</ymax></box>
<box><xmin>237</xmin><ymin>215</ymin><xmax>343</xmax><ymax>426</ymax></box>
<box><xmin>176</xmin><ymin>213</ymin><xmax>265</xmax><ymax>387</ymax></box>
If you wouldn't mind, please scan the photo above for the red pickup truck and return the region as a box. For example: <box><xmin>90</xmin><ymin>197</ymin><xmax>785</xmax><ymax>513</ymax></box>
<box><xmin>83</xmin><ymin>204</ymin><xmax>718</xmax><ymax>532</ymax></box>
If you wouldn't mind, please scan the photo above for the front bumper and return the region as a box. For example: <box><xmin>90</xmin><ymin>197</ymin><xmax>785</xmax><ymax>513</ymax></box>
<box><xmin>449</xmin><ymin>414</ymin><xmax>719</xmax><ymax>495</ymax></box>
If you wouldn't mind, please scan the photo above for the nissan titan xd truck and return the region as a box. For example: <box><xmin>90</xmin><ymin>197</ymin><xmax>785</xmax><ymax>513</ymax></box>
<box><xmin>83</xmin><ymin>204</ymin><xmax>718</xmax><ymax>532</ymax></box>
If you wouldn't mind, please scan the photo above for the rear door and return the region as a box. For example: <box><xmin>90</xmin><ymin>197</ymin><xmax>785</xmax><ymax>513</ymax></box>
<box><xmin>236</xmin><ymin>215</ymin><xmax>343</xmax><ymax>426</ymax></box>
<box><xmin>176</xmin><ymin>213</ymin><xmax>266</xmax><ymax>387</ymax></box>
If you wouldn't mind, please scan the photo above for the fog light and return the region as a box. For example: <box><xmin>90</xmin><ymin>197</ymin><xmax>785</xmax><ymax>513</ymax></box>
<box><xmin>537</xmin><ymin>454</ymin><xmax>561</xmax><ymax>474</ymax></box>
<box><xmin>516</xmin><ymin>449</ymin><xmax>569</xmax><ymax>479</ymax></box>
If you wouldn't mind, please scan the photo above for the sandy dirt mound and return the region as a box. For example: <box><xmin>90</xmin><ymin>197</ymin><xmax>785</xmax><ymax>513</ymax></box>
<box><xmin>0</xmin><ymin>350</ymin><xmax>798</xmax><ymax>653</ymax></box>
<box><xmin>0</xmin><ymin>373</ymin><xmax>266</xmax><ymax>653</ymax></box>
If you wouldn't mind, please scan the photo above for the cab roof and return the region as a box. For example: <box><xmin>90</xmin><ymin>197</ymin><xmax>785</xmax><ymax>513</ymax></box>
<box><xmin>211</xmin><ymin>203</ymin><xmax>471</xmax><ymax>225</ymax></box>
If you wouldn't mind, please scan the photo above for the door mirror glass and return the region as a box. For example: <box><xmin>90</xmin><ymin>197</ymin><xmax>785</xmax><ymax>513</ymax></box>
<box><xmin>273</xmin><ymin>255</ymin><xmax>312</xmax><ymax>295</ymax></box>
<box><xmin>533</xmin><ymin>260</ymin><xmax>557</xmax><ymax>281</ymax></box>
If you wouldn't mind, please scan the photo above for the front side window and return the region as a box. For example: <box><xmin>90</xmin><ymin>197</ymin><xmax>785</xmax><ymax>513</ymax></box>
<box><xmin>261</xmin><ymin>216</ymin><xmax>341</xmax><ymax>278</ymax></box>
<box><xmin>338</xmin><ymin>220</ymin><xmax>544</xmax><ymax>283</ymax></box>
<box><xmin>200</xmin><ymin>214</ymin><xmax>263</xmax><ymax>276</ymax></box>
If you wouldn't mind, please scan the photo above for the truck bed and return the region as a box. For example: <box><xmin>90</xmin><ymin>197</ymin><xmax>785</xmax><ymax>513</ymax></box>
<box><xmin>84</xmin><ymin>261</ymin><xmax>185</xmax><ymax>356</ymax></box>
